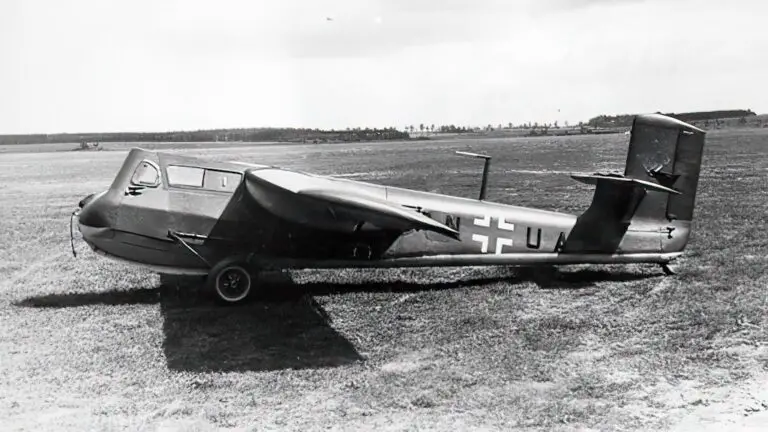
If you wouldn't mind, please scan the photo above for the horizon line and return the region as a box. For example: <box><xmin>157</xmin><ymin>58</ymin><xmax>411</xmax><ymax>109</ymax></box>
<box><xmin>2</xmin><ymin>109</ymin><xmax>760</xmax><ymax>137</ymax></box>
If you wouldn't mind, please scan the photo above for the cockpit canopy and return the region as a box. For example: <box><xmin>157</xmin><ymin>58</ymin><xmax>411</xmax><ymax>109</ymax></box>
<box><xmin>129</xmin><ymin>159</ymin><xmax>242</xmax><ymax>193</ymax></box>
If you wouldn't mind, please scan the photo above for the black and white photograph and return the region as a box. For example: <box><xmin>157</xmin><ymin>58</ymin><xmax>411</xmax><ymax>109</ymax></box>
<box><xmin>1</xmin><ymin>0</ymin><xmax>767</xmax><ymax>430</ymax></box>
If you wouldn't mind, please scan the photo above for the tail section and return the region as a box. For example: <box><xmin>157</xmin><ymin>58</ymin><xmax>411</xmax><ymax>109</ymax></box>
<box><xmin>564</xmin><ymin>114</ymin><xmax>706</xmax><ymax>254</ymax></box>
<box><xmin>624</xmin><ymin>114</ymin><xmax>705</xmax><ymax>223</ymax></box>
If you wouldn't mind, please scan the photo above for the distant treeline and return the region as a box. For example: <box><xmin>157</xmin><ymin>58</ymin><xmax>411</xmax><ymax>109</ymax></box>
<box><xmin>439</xmin><ymin>125</ymin><xmax>472</xmax><ymax>133</ymax></box>
<box><xmin>587</xmin><ymin>109</ymin><xmax>757</xmax><ymax>128</ymax></box>
<box><xmin>0</xmin><ymin>127</ymin><xmax>409</xmax><ymax>145</ymax></box>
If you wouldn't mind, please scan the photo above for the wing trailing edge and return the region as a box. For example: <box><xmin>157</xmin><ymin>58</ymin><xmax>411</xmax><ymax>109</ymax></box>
<box><xmin>300</xmin><ymin>189</ymin><xmax>461</xmax><ymax>239</ymax></box>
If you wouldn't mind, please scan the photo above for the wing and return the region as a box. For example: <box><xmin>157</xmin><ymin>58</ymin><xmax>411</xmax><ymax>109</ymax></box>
<box><xmin>243</xmin><ymin>168</ymin><xmax>460</xmax><ymax>239</ymax></box>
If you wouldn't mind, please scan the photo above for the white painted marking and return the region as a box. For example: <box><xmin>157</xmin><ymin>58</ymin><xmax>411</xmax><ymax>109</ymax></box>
<box><xmin>472</xmin><ymin>234</ymin><xmax>489</xmax><ymax>253</ymax></box>
<box><xmin>498</xmin><ymin>217</ymin><xmax>515</xmax><ymax>231</ymax></box>
<box><xmin>474</xmin><ymin>214</ymin><xmax>491</xmax><ymax>227</ymax></box>
<box><xmin>495</xmin><ymin>238</ymin><xmax>514</xmax><ymax>254</ymax></box>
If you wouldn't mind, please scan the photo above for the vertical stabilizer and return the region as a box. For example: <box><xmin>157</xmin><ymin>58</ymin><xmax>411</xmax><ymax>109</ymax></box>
<box><xmin>565</xmin><ymin>114</ymin><xmax>706</xmax><ymax>254</ymax></box>
<box><xmin>624</xmin><ymin>114</ymin><xmax>706</xmax><ymax>223</ymax></box>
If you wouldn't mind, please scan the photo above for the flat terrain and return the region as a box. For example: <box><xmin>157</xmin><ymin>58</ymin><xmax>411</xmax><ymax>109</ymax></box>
<box><xmin>1</xmin><ymin>129</ymin><xmax>767</xmax><ymax>431</ymax></box>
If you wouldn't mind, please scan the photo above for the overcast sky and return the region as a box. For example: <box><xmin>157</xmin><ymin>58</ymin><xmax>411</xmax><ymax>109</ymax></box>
<box><xmin>2</xmin><ymin>0</ymin><xmax>766</xmax><ymax>134</ymax></box>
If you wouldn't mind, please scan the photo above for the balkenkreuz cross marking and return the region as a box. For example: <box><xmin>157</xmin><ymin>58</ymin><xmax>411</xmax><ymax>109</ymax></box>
<box><xmin>471</xmin><ymin>215</ymin><xmax>515</xmax><ymax>254</ymax></box>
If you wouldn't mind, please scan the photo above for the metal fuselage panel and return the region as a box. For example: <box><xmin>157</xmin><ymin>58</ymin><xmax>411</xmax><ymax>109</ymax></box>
<box><xmin>322</xmin><ymin>178</ymin><xmax>665</xmax><ymax>258</ymax></box>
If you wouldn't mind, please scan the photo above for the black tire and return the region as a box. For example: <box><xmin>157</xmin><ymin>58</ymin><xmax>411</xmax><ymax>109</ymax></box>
<box><xmin>207</xmin><ymin>257</ymin><xmax>256</xmax><ymax>304</ymax></box>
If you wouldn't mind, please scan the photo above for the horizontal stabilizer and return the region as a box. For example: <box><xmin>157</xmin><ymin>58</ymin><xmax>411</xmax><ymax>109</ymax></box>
<box><xmin>571</xmin><ymin>173</ymin><xmax>681</xmax><ymax>195</ymax></box>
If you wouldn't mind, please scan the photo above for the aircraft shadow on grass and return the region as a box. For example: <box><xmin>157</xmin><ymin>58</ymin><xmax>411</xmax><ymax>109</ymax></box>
<box><xmin>14</xmin><ymin>268</ymin><xmax>657</xmax><ymax>372</ymax></box>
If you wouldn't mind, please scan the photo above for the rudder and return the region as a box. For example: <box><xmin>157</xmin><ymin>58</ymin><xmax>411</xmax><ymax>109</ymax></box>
<box><xmin>624</xmin><ymin>114</ymin><xmax>706</xmax><ymax>224</ymax></box>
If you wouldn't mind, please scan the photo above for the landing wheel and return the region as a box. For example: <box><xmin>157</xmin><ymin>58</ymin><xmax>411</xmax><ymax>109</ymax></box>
<box><xmin>207</xmin><ymin>258</ymin><xmax>256</xmax><ymax>304</ymax></box>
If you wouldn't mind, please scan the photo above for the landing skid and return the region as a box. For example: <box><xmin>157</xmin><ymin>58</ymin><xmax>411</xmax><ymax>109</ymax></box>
<box><xmin>660</xmin><ymin>263</ymin><xmax>676</xmax><ymax>276</ymax></box>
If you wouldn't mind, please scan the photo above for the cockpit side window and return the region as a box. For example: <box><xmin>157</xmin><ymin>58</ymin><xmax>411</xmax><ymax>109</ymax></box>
<box><xmin>167</xmin><ymin>165</ymin><xmax>205</xmax><ymax>188</ymax></box>
<box><xmin>203</xmin><ymin>169</ymin><xmax>242</xmax><ymax>192</ymax></box>
<box><xmin>130</xmin><ymin>160</ymin><xmax>160</xmax><ymax>187</ymax></box>
<box><xmin>166</xmin><ymin>164</ymin><xmax>242</xmax><ymax>192</ymax></box>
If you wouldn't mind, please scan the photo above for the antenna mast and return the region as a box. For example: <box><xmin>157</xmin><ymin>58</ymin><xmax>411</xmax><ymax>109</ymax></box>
<box><xmin>455</xmin><ymin>151</ymin><xmax>492</xmax><ymax>200</ymax></box>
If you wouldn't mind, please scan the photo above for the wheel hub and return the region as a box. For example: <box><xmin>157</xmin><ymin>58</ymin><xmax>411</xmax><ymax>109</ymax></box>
<box><xmin>216</xmin><ymin>266</ymin><xmax>251</xmax><ymax>301</ymax></box>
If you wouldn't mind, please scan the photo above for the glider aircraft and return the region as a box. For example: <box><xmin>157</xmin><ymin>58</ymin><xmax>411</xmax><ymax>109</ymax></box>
<box><xmin>72</xmin><ymin>114</ymin><xmax>706</xmax><ymax>303</ymax></box>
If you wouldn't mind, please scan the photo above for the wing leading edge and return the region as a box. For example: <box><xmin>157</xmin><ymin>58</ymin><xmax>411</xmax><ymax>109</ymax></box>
<box><xmin>243</xmin><ymin>168</ymin><xmax>460</xmax><ymax>239</ymax></box>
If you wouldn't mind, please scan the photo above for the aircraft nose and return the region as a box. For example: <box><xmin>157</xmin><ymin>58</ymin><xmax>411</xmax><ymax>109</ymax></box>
<box><xmin>78</xmin><ymin>191</ymin><xmax>113</xmax><ymax>228</ymax></box>
<box><xmin>79</xmin><ymin>193</ymin><xmax>96</xmax><ymax>209</ymax></box>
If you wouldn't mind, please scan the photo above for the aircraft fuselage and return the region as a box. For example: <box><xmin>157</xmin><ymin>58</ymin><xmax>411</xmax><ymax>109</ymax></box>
<box><xmin>76</xmin><ymin>147</ymin><xmax>686</xmax><ymax>276</ymax></box>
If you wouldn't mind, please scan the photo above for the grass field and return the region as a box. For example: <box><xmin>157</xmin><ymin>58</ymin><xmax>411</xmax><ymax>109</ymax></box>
<box><xmin>1</xmin><ymin>129</ymin><xmax>767</xmax><ymax>431</ymax></box>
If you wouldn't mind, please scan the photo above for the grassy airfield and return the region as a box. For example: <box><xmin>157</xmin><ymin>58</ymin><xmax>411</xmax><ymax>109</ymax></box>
<box><xmin>1</xmin><ymin>129</ymin><xmax>767</xmax><ymax>431</ymax></box>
